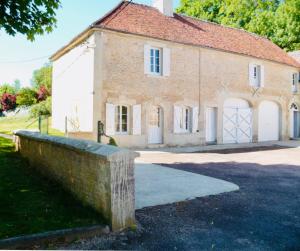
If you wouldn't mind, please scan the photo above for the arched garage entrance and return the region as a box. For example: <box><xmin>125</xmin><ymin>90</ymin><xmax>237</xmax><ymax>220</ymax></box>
<box><xmin>258</xmin><ymin>101</ymin><xmax>280</xmax><ymax>142</ymax></box>
<box><xmin>223</xmin><ymin>98</ymin><xmax>252</xmax><ymax>144</ymax></box>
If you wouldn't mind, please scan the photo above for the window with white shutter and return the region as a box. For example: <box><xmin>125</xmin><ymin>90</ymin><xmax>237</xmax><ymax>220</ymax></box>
<box><xmin>174</xmin><ymin>105</ymin><xmax>193</xmax><ymax>134</ymax></box>
<box><xmin>144</xmin><ymin>44</ymin><xmax>171</xmax><ymax>77</ymax></box>
<box><xmin>115</xmin><ymin>105</ymin><xmax>129</xmax><ymax>134</ymax></box>
<box><xmin>292</xmin><ymin>73</ymin><xmax>298</xmax><ymax>93</ymax></box>
<box><xmin>106</xmin><ymin>103</ymin><xmax>115</xmax><ymax>136</ymax></box>
<box><xmin>249</xmin><ymin>63</ymin><xmax>264</xmax><ymax>87</ymax></box>
<box><xmin>132</xmin><ymin>104</ymin><xmax>142</xmax><ymax>135</ymax></box>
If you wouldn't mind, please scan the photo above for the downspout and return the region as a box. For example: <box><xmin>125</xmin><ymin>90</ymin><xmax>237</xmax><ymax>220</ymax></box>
<box><xmin>198</xmin><ymin>48</ymin><xmax>202</xmax><ymax>135</ymax></box>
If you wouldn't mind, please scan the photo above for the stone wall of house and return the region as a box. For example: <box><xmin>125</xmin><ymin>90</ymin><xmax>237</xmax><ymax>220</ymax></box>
<box><xmin>14</xmin><ymin>130</ymin><xmax>138</xmax><ymax>231</ymax></box>
<box><xmin>91</xmin><ymin>30</ymin><xmax>299</xmax><ymax>148</ymax></box>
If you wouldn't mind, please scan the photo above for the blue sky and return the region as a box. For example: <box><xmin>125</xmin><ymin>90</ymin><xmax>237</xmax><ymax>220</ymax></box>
<box><xmin>0</xmin><ymin>0</ymin><xmax>180</xmax><ymax>87</ymax></box>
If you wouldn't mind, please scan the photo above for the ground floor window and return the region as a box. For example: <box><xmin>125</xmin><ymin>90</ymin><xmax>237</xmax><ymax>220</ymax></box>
<box><xmin>180</xmin><ymin>106</ymin><xmax>191</xmax><ymax>133</ymax></box>
<box><xmin>115</xmin><ymin>105</ymin><xmax>129</xmax><ymax>134</ymax></box>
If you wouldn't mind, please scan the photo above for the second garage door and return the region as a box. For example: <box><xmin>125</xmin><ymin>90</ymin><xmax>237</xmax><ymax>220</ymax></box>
<box><xmin>258</xmin><ymin>101</ymin><xmax>280</xmax><ymax>142</ymax></box>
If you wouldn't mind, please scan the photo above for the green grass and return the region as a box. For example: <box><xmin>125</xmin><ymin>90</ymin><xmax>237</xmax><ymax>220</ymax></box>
<box><xmin>0</xmin><ymin>115</ymin><xmax>64</xmax><ymax>136</ymax></box>
<box><xmin>0</xmin><ymin>137</ymin><xmax>105</xmax><ymax>239</ymax></box>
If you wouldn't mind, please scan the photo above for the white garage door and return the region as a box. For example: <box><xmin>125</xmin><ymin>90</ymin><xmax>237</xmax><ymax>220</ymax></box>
<box><xmin>223</xmin><ymin>99</ymin><xmax>252</xmax><ymax>144</ymax></box>
<box><xmin>258</xmin><ymin>101</ymin><xmax>279</xmax><ymax>142</ymax></box>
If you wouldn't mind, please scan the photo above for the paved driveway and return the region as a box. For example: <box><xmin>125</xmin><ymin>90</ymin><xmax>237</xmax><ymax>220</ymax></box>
<box><xmin>64</xmin><ymin>146</ymin><xmax>300</xmax><ymax>251</ymax></box>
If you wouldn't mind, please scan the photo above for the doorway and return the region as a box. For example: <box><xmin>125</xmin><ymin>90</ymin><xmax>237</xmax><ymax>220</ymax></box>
<box><xmin>148</xmin><ymin>106</ymin><xmax>163</xmax><ymax>144</ymax></box>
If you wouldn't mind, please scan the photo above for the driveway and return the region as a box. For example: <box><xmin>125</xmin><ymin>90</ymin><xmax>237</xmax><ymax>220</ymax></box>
<box><xmin>63</xmin><ymin>145</ymin><xmax>300</xmax><ymax>250</ymax></box>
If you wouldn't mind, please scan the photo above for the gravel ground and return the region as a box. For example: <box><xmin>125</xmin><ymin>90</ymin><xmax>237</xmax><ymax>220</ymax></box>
<box><xmin>60</xmin><ymin>148</ymin><xmax>300</xmax><ymax>251</ymax></box>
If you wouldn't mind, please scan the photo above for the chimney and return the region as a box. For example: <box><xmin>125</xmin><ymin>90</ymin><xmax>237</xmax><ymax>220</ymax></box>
<box><xmin>153</xmin><ymin>0</ymin><xmax>173</xmax><ymax>17</ymax></box>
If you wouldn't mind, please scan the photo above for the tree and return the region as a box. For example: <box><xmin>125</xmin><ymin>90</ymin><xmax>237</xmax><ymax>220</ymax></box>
<box><xmin>177</xmin><ymin>0</ymin><xmax>300</xmax><ymax>51</ymax></box>
<box><xmin>1</xmin><ymin>93</ymin><xmax>17</xmax><ymax>111</ymax></box>
<box><xmin>13</xmin><ymin>79</ymin><xmax>21</xmax><ymax>92</ymax></box>
<box><xmin>30</xmin><ymin>97</ymin><xmax>52</xmax><ymax>118</ymax></box>
<box><xmin>0</xmin><ymin>84</ymin><xmax>17</xmax><ymax>96</ymax></box>
<box><xmin>16</xmin><ymin>88</ymin><xmax>37</xmax><ymax>106</ymax></box>
<box><xmin>31</xmin><ymin>64</ymin><xmax>52</xmax><ymax>92</ymax></box>
<box><xmin>0</xmin><ymin>0</ymin><xmax>61</xmax><ymax>41</ymax></box>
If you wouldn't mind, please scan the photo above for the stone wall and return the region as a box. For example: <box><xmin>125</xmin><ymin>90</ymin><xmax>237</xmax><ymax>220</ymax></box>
<box><xmin>14</xmin><ymin>131</ymin><xmax>139</xmax><ymax>231</ymax></box>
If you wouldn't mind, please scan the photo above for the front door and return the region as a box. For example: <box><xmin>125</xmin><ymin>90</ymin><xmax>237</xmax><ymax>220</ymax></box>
<box><xmin>148</xmin><ymin>106</ymin><xmax>163</xmax><ymax>144</ymax></box>
<box><xmin>206</xmin><ymin>107</ymin><xmax>217</xmax><ymax>143</ymax></box>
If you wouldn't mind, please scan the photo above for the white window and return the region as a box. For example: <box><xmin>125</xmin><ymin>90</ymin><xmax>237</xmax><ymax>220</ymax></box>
<box><xmin>249</xmin><ymin>63</ymin><xmax>264</xmax><ymax>87</ymax></box>
<box><xmin>150</xmin><ymin>47</ymin><xmax>161</xmax><ymax>75</ymax></box>
<box><xmin>292</xmin><ymin>73</ymin><xmax>298</xmax><ymax>93</ymax></box>
<box><xmin>115</xmin><ymin>105</ymin><xmax>129</xmax><ymax>134</ymax></box>
<box><xmin>144</xmin><ymin>45</ymin><xmax>170</xmax><ymax>76</ymax></box>
<box><xmin>180</xmin><ymin>107</ymin><xmax>190</xmax><ymax>132</ymax></box>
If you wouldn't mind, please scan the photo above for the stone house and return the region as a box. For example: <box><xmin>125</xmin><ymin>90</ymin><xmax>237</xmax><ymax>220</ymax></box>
<box><xmin>51</xmin><ymin>0</ymin><xmax>300</xmax><ymax>148</ymax></box>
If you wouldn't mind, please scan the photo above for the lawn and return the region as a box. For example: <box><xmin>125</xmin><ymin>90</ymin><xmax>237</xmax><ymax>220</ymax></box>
<box><xmin>0</xmin><ymin>115</ymin><xmax>64</xmax><ymax>136</ymax></box>
<box><xmin>0</xmin><ymin>137</ymin><xmax>105</xmax><ymax>239</ymax></box>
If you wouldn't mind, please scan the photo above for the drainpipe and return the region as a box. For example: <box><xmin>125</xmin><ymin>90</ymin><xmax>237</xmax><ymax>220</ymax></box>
<box><xmin>198</xmin><ymin>48</ymin><xmax>202</xmax><ymax>135</ymax></box>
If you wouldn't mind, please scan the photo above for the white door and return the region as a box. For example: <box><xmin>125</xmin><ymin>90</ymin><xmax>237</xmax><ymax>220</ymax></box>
<box><xmin>258</xmin><ymin>101</ymin><xmax>280</xmax><ymax>142</ymax></box>
<box><xmin>294</xmin><ymin>111</ymin><xmax>300</xmax><ymax>138</ymax></box>
<box><xmin>206</xmin><ymin>107</ymin><xmax>217</xmax><ymax>143</ymax></box>
<box><xmin>223</xmin><ymin>108</ymin><xmax>252</xmax><ymax>144</ymax></box>
<box><xmin>148</xmin><ymin>106</ymin><xmax>163</xmax><ymax>144</ymax></box>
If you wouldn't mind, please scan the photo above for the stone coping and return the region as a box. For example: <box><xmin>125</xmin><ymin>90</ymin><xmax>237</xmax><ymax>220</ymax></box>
<box><xmin>14</xmin><ymin>130</ymin><xmax>139</xmax><ymax>161</ymax></box>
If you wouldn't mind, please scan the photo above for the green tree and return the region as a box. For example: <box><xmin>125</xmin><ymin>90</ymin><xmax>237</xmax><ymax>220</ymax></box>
<box><xmin>177</xmin><ymin>0</ymin><xmax>300</xmax><ymax>51</ymax></box>
<box><xmin>0</xmin><ymin>84</ymin><xmax>16</xmax><ymax>96</ymax></box>
<box><xmin>0</xmin><ymin>0</ymin><xmax>61</xmax><ymax>41</ymax></box>
<box><xmin>13</xmin><ymin>79</ymin><xmax>21</xmax><ymax>92</ymax></box>
<box><xmin>31</xmin><ymin>64</ymin><xmax>52</xmax><ymax>92</ymax></box>
<box><xmin>16</xmin><ymin>88</ymin><xmax>37</xmax><ymax>106</ymax></box>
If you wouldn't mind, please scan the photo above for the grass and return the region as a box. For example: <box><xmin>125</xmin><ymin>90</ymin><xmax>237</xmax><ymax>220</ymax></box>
<box><xmin>0</xmin><ymin>115</ymin><xmax>64</xmax><ymax>136</ymax></box>
<box><xmin>0</xmin><ymin>137</ymin><xmax>105</xmax><ymax>239</ymax></box>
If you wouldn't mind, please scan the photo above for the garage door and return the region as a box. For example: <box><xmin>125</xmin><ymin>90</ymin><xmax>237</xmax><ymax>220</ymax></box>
<box><xmin>258</xmin><ymin>101</ymin><xmax>279</xmax><ymax>142</ymax></box>
<box><xmin>223</xmin><ymin>98</ymin><xmax>252</xmax><ymax>144</ymax></box>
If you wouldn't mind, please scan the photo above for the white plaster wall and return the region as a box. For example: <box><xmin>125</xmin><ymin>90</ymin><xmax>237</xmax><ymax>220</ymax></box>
<box><xmin>52</xmin><ymin>35</ymin><xmax>95</xmax><ymax>132</ymax></box>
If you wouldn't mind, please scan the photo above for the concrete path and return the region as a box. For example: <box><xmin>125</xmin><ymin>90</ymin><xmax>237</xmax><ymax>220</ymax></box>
<box><xmin>135</xmin><ymin>162</ymin><xmax>239</xmax><ymax>209</ymax></box>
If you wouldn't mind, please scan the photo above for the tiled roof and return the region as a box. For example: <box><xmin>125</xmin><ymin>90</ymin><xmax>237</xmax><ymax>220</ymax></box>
<box><xmin>92</xmin><ymin>1</ymin><xmax>299</xmax><ymax>68</ymax></box>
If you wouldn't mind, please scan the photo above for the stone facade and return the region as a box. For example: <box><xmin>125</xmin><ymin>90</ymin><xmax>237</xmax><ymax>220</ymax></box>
<box><xmin>52</xmin><ymin>29</ymin><xmax>300</xmax><ymax>148</ymax></box>
<box><xmin>14</xmin><ymin>131</ymin><xmax>139</xmax><ymax>231</ymax></box>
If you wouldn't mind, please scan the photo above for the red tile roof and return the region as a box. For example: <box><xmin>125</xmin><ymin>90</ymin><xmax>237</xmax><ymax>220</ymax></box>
<box><xmin>92</xmin><ymin>1</ymin><xmax>299</xmax><ymax>68</ymax></box>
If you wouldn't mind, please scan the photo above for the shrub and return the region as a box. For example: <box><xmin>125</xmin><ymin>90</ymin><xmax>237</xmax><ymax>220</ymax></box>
<box><xmin>30</xmin><ymin>96</ymin><xmax>52</xmax><ymax>118</ymax></box>
<box><xmin>1</xmin><ymin>93</ymin><xmax>17</xmax><ymax>111</ymax></box>
<box><xmin>0</xmin><ymin>84</ymin><xmax>17</xmax><ymax>96</ymax></box>
<box><xmin>16</xmin><ymin>88</ymin><xmax>37</xmax><ymax>106</ymax></box>
<box><xmin>37</xmin><ymin>85</ymin><xmax>50</xmax><ymax>102</ymax></box>
<box><xmin>108</xmin><ymin>137</ymin><xmax>118</xmax><ymax>147</ymax></box>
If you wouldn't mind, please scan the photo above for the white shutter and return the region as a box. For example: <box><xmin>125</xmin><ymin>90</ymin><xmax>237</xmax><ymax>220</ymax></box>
<box><xmin>174</xmin><ymin>105</ymin><xmax>181</xmax><ymax>133</ymax></box>
<box><xmin>106</xmin><ymin>103</ymin><xmax>115</xmax><ymax>136</ymax></box>
<box><xmin>260</xmin><ymin>65</ymin><xmax>265</xmax><ymax>87</ymax></box>
<box><xmin>132</xmin><ymin>104</ymin><xmax>142</xmax><ymax>135</ymax></box>
<box><xmin>249</xmin><ymin>63</ymin><xmax>256</xmax><ymax>86</ymax></box>
<box><xmin>144</xmin><ymin>44</ymin><xmax>151</xmax><ymax>74</ymax></box>
<box><xmin>163</xmin><ymin>47</ymin><xmax>171</xmax><ymax>77</ymax></box>
<box><xmin>192</xmin><ymin>107</ymin><xmax>199</xmax><ymax>133</ymax></box>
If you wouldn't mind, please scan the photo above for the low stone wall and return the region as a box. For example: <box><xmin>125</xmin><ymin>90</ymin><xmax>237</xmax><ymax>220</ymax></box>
<box><xmin>14</xmin><ymin>131</ymin><xmax>139</xmax><ymax>231</ymax></box>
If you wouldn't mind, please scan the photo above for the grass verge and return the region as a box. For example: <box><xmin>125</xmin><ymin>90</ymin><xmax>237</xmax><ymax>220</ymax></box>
<box><xmin>0</xmin><ymin>137</ymin><xmax>105</xmax><ymax>239</ymax></box>
<box><xmin>0</xmin><ymin>115</ymin><xmax>64</xmax><ymax>136</ymax></box>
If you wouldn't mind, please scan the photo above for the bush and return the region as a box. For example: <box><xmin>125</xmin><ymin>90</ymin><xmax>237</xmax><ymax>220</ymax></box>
<box><xmin>0</xmin><ymin>84</ymin><xmax>17</xmax><ymax>96</ymax></box>
<box><xmin>1</xmin><ymin>93</ymin><xmax>17</xmax><ymax>111</ymax></box>
<box><xmin>37</xmin><ymin>85</ymin><xmax>50</xmax><ymax>102</ymax></box>
<box><xmin>108</xmin><ymin>137</ymin><xmax>118</xmax><ymax>147</ymax></box>
<box><xmin>16</xmin><ymin>88</ymin><xmax>37</xmax><ymax>106</ymax></box>
<box><xmin>30</xmin><ymin>96</ymin><xmax>52</xmax><ymax>118</ymax></box>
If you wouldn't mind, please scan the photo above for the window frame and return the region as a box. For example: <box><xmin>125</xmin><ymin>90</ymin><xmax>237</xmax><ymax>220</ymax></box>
<box><xmin>179</xmin><ymin>106</ymin><xmax>191</xmax><ymax>133</ymax></box>
<box><xmin>150</xmin><ymin>47</ymin><xmax>162</xmax><ymax>76</ymax></box>
<box><xmin>115</xmin><ymin>105</ymin><xmax>129</xmax><ymax>135</ymax></box>
<box><xmin>253</xmin><ymin>64</ymin><xmax>261</xmax><ymax>87</ymax></box>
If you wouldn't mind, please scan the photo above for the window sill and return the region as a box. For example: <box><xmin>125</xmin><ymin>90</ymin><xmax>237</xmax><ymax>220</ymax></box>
<box><xmin>146</xmin><ymin>73</ymin><xmax>166</xmax><ymax>79</ymax></box>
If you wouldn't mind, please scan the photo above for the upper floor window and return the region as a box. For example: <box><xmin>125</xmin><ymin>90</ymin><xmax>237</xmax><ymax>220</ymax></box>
<box><xmin>249</xmin><ymin>63</ymin><xmax>264</xmax><ymax>87</ymax></box>
<box><xmin>115</xmin><ymin>105</ymin><xmax>129</xmax><ymax>134</ymax></box>
<box><xmin>144</xmin><ymin>44</ymin><xmax>170</xmax><ymax>77</ymax></box>
<box><xmin>150</xmin><ymin>47</ymin><xmax>161</xmax><ymax>75</ymax></box>
<box><xmin>292</xmin><ymin>73</ymin><xmax>299</xmax><ymax>93</ymax></box>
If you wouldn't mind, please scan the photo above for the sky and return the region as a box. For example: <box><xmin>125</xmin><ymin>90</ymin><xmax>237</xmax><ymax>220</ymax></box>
<box><xmin>0</xmin><ymin>0</ymin><xmax>180</xmax><ymax>87</ymax></box>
